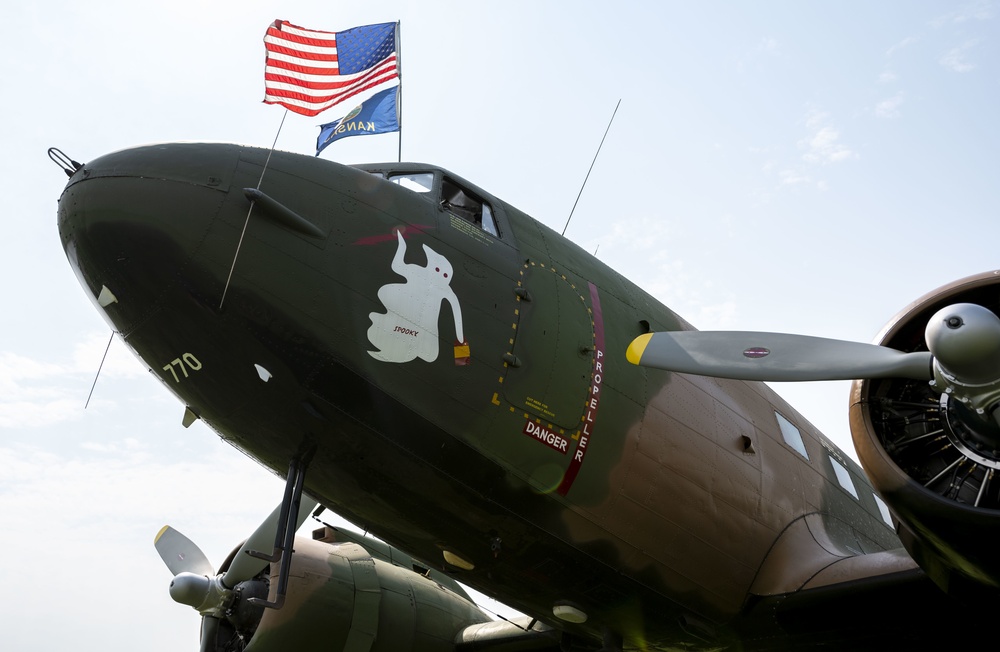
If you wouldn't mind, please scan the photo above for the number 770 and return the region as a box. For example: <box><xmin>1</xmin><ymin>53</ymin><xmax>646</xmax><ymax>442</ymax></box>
<box><xmin>162</xmin><ymin>353</ymin><xmax>203</xmax><ymax>383</ymax></box>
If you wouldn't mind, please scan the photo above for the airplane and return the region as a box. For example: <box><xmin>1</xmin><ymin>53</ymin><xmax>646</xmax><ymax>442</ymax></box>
<box><xmin>52</xmin><ymin>142</ymin><xmax>1000</xmax><ymax>650</ymax></box>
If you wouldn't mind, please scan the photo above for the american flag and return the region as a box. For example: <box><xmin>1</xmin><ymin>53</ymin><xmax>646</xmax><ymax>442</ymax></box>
<box><xmin>263</xmin><ymin>20</ymin><xmax>399</xmax><ymax>117</ymax></box>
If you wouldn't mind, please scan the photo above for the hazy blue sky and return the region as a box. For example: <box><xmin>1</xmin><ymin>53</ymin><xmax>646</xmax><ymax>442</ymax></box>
<box><xmin>3</xmin><ymin>1</ymin><xmax>998</xmax><ymax>649</ymax></box>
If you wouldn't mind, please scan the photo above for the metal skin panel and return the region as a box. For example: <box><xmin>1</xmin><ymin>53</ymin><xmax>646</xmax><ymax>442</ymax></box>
<box><xmin>503</xmin><ymin>260</ymin><xmax>594</xmax><ymax>430</ymax></box>
<box><xmin>244</xmin><ymin>538</ymin><xmax>489</xmax><ymax>652</ymax></box>
<box><xmin>59</xmin><ymin>142</ymin><xmax>992</xmax><ymax>649</ymax></box>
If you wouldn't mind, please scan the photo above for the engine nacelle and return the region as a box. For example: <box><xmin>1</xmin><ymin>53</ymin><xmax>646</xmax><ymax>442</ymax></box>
<box><xmin>209</xmin><ymin>535</ymin><xmax>491</xmax><ymax>652</ymax></box>
<box><xmin>850</xmin><ymin>270</ymin><xmax>1000</xmax><ymax>598</ymax></box>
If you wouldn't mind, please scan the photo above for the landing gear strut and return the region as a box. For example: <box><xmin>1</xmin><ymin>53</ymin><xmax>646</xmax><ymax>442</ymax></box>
<box><xmin>247</xmin><ymin>457</ymin><xmax>310</xmax><ymax>610</ymax></box>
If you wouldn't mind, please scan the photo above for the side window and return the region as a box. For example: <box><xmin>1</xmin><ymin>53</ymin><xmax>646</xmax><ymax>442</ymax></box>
<box><xmin>481</xmin><ymin>203</ymin><xmax>498</xmax><ymax>237</ymax></box>
<box><xmin>775</xmin><ymin>411</ymin><xmax>809</xmax><ymax>460</ymax></box>
<box><xmin>873</xmin><ymin>494</ymin><xmax>893</xmax><ymax>527</ymax></box>
<box><xmin>441</xmin><ymin>177</ymin><xmax>499</xmax><ymax>237</ymax></box>
<box><xmin>829</xmin><ymin>455</ymin><xmax>859</xmax><ymax>499</ymax></box>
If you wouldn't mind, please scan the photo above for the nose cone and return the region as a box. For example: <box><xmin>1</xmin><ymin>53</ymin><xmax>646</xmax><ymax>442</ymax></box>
<box><xmin>925</xmin><ymin>303</ymin><xmax>1000</xmax><ymax>385</ymax></box>
<box><xmin>58</xmin><ymin>143</ymin><xmax>241</xmax><ymax>334</ymax></box>
<box><xmin>169</xmin><ymin>571</ymin><xmax>213</xmax><ymax>609</ymax></box>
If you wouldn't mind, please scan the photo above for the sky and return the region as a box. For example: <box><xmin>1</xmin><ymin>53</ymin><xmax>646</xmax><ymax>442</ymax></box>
<box><xmin>3</xmin><ymin>1</ymin><xmax>999</xmax><ymax>649</ymax></box>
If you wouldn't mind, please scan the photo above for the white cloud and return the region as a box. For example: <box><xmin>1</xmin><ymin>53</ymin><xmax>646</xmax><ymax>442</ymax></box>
<box><xmin>931</xmin><ymin>1</ymin><xmax>995</xmax><ymax>26</ymax></box>
<box><xmin>940</xmin><ymin>40</ymin><xmax>979</xmax><ymax>72</ymax></box>
<box><xmin>0</xmin><ymin>334</ymin><xmax>149</xmax><ymax>429</ymax></box>
<box><xmin>0</xmin><ymin>351</ymin><xmax>84</xmax><ymax>428</ymax></box>
<box><xmin>779</xmin><ymin>169</ymin><xmax>811</xmax><ymax>185</ymax></box>
<box><xmin>803</xmin><ymin>127</ymin><xmax>854</xmax><ymax>162</ymax></box>
<box><xmin>0</xmin><ymin>436</ymin><xmax>294</xmax><ymax>651</ymax></box>
<box><xmin>878</xmin><ymin>70</ymin><xmax>898</xmax><ymax>84</ymax></box>
<box><xmin>886</xmin><ymin>36</ymin><xmax>919</xmax><ymax>57</ymax></box>
<box><xmin>600</xmin><ymin>214</ymin><xmax>677</xmax><ymax>253</ymax></box>
<box><xmin>799</xmin><ymin>111</ymin><xmax>857</xmax><ymax>164</ymax></box>
<box><xmin>80</xmin><ymin>437</ymin><xmax>143</xmax><ymax>454</ymax></box>
<box><xmin>737</xmin><ymin>36</ymin><xmax>780</xmax><ymax>72</ymax></box>
<box><xmin>586</xmin><ymin>214</ymin><xmax>743</xmax><ymax>330</ymax></box>
<box><xmin>876</xmin><ymin>92</ymin><xmax>905</xmax><ymax>118</ymax></box>
<box><xmin>0</xmin><ymin>397</ymin><xmax>84</xmax><ymax>429</ymax></box>
<box><xmin>757</xmin><ymin>37</ymin><xmax>779</xmax><ymax>55</ymax></box>
<box><xmin>805</xmin><ymin>110</ymin><xmax>829</xmax><ymax>129</ymax></box>
<box><xmin>692</xmin><ymin>300</ymin><xmax>740</xmax><ymax>330</ymax></box>
<box><xmin>0</xmin><ymin>352</ymin><xmax>65</xmax><ymax>388</ymax></box>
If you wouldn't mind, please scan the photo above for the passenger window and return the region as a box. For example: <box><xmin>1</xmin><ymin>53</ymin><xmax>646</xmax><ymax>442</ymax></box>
<box><xmin>873</xmin><ymin>494</ymin><xmax>893</xmax><ymax>527</ymax></box>
<box><xmin>829</xmin><ymin>456</ymin><xmax>859</xmax><ymax>499</ymax></box>
<box><xmin>775</xmin><ymin>411</ymin><xmax>809</xmax><ymax>460</ymax></box>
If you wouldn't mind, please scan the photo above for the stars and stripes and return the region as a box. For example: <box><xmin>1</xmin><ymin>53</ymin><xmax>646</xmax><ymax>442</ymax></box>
<box><xmin>263</xmin><ymin>20</ymin><xmax>399</xmax><ymax>117</ymax></box>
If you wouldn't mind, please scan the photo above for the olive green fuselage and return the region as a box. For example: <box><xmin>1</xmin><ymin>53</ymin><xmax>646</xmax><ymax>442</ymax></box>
<box><xmin>58</xmin><ymin>143</ymin><xmax>899</xmax><ymax>649</ymax></box>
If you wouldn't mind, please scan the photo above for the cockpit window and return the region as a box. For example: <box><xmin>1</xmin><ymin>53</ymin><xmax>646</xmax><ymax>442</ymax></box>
<box><xmin>442</xmin><ymin>177</ymin><xmax>499</xmax><ymax>237</ymax></box>
<box><xmin>481</xmin><ymin>203</ymin><xmax>498</xmax><ymax>237</ymax></box>
<box><xmin>354</xmin><ymin>166</ymin><xmax>503</xmax><ymax>240</ymax></box>
<box><xmin>389</xmin><ymin>172</ymin><xmax>433</xmax><ymax>193</ymax></box>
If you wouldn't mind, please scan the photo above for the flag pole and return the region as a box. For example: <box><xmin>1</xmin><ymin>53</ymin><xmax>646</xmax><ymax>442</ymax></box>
<box><xmin>396</xmin><ymin>20</ymin><xmax>402</xmax><ymax>163</ymax></box>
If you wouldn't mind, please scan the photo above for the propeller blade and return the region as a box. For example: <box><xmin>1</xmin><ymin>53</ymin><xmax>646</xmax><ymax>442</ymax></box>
<box><xmin>627</xmin><ymin>331</ymin><xmax>934</xmax><ymax>382</ymax></box>
<box><xmin>199</xmin><ymin>615</ymin><xmax>220</xmax><ymax>652</ymax></box>
<box><xmin>154</xmin><ymin>525</ymin><xmax>215</xmax><ymax>577</ymax></box>
<box><xmin>222</xmin><ymin>495</ymin><xmax>318</xmax><ymax>586</ymax></box>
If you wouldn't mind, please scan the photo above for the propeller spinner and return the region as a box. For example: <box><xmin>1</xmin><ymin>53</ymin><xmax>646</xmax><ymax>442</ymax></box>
<box><xmin>153</xmin><ymin>496</ymin><xmax>318</xmax><ymax>652</ymax></box>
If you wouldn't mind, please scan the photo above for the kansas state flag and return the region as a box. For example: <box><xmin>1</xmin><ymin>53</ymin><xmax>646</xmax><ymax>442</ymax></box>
<box><xmin>316</xmin><ymin>86</ymin><xmax>399</xmax><ymax>155</ymax></box>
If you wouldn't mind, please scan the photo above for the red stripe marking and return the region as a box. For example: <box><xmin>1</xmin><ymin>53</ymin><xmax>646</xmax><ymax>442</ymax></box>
<box><xmin>556</xmin><ymin>282</ymin><xmax>605</xmax><ymax>496</ymax></box>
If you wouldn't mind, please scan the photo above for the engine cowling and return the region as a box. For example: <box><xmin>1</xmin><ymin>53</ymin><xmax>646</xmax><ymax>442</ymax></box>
<box><xmin>850</xmin><ymin>270</ymin><xmax>1000</xmax><ymax>598</ymax></box>
<box><xmin>206</xmin><ymin>536</ymin><xmax>492</xmax><ymax>652</ymax></box>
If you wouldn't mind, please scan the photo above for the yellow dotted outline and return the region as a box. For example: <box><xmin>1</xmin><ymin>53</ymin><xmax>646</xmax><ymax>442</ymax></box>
<box><xmin>492</xmin><ymin>261</ymin><xmax>596</xmax><ymax>442</ymax></box>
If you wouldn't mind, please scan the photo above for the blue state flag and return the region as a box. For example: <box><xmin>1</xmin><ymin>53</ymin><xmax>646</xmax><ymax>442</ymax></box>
<box><xmin>316</xmin><ymin>86</ymin><xmax>399</xmax><ymax>155</ymax></box>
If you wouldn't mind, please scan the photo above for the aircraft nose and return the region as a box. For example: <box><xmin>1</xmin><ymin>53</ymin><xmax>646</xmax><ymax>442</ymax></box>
<box><xmin>57</xmin><ymin>143</ymin><xmax>241</xmax><ymax>335</ymax></box>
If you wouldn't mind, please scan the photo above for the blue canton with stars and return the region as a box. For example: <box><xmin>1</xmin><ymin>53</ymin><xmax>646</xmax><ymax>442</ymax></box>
<box><xmin>337</xmin><ymin>22</ymin><xmax>397</xmax><ymax>74</ymax></box>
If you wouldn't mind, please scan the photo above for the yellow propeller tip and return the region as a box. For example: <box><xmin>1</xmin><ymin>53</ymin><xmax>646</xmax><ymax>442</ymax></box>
<box><xmin>154</xmin><ymin>525</ymin><xmax>171</xmax><ymax>544</ymax></box>
<box><xmin>627</xmin><ymin>333</ymin><xmax>653</xmax><ymax>365</ymax></box>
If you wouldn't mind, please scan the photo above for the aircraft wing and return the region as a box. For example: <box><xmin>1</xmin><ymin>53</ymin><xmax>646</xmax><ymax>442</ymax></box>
<box><xmin>741</xmin><ymin>563</ymin><xmax>990</xmax><ymax>649</ymax></box>
<box><xmin>450</xmin><ymin>557</ymin><xmax>983</xmax><ymax>651</ymax></box>
<box><xmin>455</xmin><ymin>617</ymin><xmax>562</xmax><ymax>651</ymax></box>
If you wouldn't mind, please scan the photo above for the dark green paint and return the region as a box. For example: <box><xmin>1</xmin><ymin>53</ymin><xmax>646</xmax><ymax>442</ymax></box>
<box><xmin>58</xmin><ymin>143</ymin><xmax>998</xmax><ymax>650</ymax></box>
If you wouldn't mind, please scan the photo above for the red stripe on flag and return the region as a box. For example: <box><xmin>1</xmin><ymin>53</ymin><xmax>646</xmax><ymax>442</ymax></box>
<box><xmin>266</xmin><ymin>24</ymin><xmax>338</xmax><ymax>49</ymax></box>
<box><xmin>264</xmin><ymin>42</ymin><xmax>339</xmax><ymax>63</ymax></box>
<box><xmin>265</xmin><ymin>72</ymin><xmax>398</xmax><ymax>107</ymax></box>
<box><xmin>265</xmin><ymin>58</ymin><xmax>341</xmax><ymax>77</ymax></box>
<box><xmin>264</xmin><ymin>58</ymin><xmax>397</xmax><ymax>91</ymax></box>
<box><xmin>263</xmin><ymin>19</ymin><xmax>398</xmax><ymax>117</ymax></box>
<box><xmin>265</xmin><ymin>53</ymin><xmax>395</xmax><ymax>82</ymax></box>
<box><xmin>264</xmin><ymin>75</ymin><xmax>399</xmax><ymax>117</ymax></box>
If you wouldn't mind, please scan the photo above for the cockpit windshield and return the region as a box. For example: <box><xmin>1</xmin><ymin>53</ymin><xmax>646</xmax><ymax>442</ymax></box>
<box><xmin>388</xmin><ymin>172</ymin><xmax>433</xmax><ymax>193</ymax></box>
<box><xmin>357</xmin><ymin>165</ymin><xmax>500</xmax><ymax>238</ymax></box>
